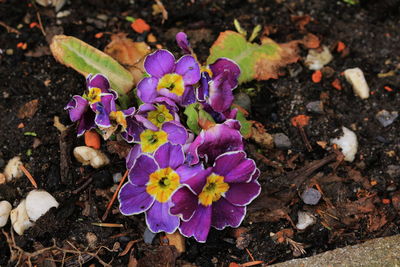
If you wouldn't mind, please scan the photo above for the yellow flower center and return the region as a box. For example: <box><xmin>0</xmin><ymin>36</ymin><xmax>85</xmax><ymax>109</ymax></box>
<box><xmin>157</xmin><ymin>73</ymin><xmax>185</xmax><ymax>96</ymax></box>
<box><xmin>198</xmin><ymin>173</ymin><xmax>229</xmax><ymax>206</ymax></box>
<box><xmin>139</xmin><ymin>129</ymin><xmax>168</xmax><ymax>153</ymax></box>
<box><xmin>146</xmin><ymin>167</ymin><xmax>180</xmax><ymax>203</ymax></box>
<box><xmin>86</xmin><ymin>87</ymin><xmax>102</xmax><ymax>104</ymax></box>
<box><xmin>109</xmin><ymin>111</ymin><xmax>127</xmax><ymax>129</ymax></box>
<box><xmin>147</xmin><ymin>104</ymin><xmax>174</xmax><ymax>128</ymax></box>
<box><xmin>200</xmin><ymin>66</ymin><xmax>213</xmax><ymax>77</ymax></box>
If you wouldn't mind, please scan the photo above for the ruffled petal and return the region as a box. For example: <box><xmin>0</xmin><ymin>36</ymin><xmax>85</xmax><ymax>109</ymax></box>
<box><xmin>211</xmin><ymin>197</ymin><xmax>246</xmax><ymax>230</ymax></box>
<box><xmin>209</xmin><ymin>58</ymin><xmax>240</xmax><ymax>90</ymax></box>
<box><xmin>145</xmin><ymin>201</ymin><xmax>180</xmax><ymax>233</ymax></box>
<box><xmin>175</xmin><ymin>55</ymin><xmax>200</xmax><ymax>85</ymax></box>
<box><xmin>144</xmin><ymin>50</ymin><xmax>175</xmax><ymax>78</ymax></box>
<box><xmin>162</xmin><ymin>121</ymin><xmax>187</xmax><ymax>145</ymax></box>
<box><xmin>137</xmin><ymin>77</ymin><xmax>159</xmax><ymax>103</ymax></box>
<box><xmin>208</xmin><ymin>72</ymin><xmax>234</xmax><ymax>113</ymax></box>
<box><xmin>118</xmin><ymin>182</ymin><xmax>155</xmax><ymax>215</ymax></box>
<box><xmin>65</xmin><ymin>95</ymin><xmax>88</xmax><ymax>122</ymax></box>
<box><xmin>76</xmin><ymin>109</ymin><xmax>96</xmax><ymax>136</ymax></box>
<box><xmin>94</xmin><ymin>103</ymin><xmax>111</xmax><ymax>128</ymax></box>
<box><xmin>170</xmin><ymin>187</ymin><xmax>198</xmax><ymax>221</ymax></box>
<box><xmin>176</xmin><ymin>32</ymin><xmax>192</xmax><ymax>54</ymax></box>
<box><xmin>213</xmin><ymin>151</ymin><xmax>256</xmax><ymax>183</ymax></box>
<box><xmin>129</xmin><ymin>154</ymin><xmax>158</xmax><ymax>186</ymax></box>
<box><xmin>180</xmin><ymin>168</ymin><xmax>211</xmax><ymax>195</ymax></box>
<box><xmin>224</xmin><ymin>181</ymin><xmax>261</xmax><ymax>206</ymax></box>
<box><xmin>181</xmin><ymin>85</ymin><xmax>196</xmax><ymax>106</ymax></box>
<box><xmin>154</xmin><ymin>143</ymin><xmax>184</xmax><ymax>169</ymax></box>
<box><xmin>179</xmin><ymin>204</ymin><xmax>212</xmax><ymax>243</ymax></box>
<box><xmin>87</xmin><ymin>73</ymin><xmax>111</xmax><ymax>92</ymax></box>
<box><xmin>126</xmin><ymin>144</ymin><xmax>142</xmax><ymax>169</ymax></box>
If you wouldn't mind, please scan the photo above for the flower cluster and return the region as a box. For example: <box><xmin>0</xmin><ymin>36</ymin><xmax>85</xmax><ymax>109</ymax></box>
<box><xmin>65</xmin><ymin>32</ymin><xmax>261</xmax><ymax>242</ymax></box>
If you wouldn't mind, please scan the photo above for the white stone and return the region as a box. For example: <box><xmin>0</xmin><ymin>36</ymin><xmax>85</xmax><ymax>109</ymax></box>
<box><xmin>10</xmin><ymin>200</ymin><xmax>34</xmax><ymax>235</ymax></box>
<box><xmin>331</xmin><ymin>127</ymin><xmax>358</xmax><ymax>162</ymax></box>
<box><xmin>4</xmin><ymin>156</ymin><xmax>23</xmax><ymax>182</ymax></box>
<box><xmin>344</xmin><ymin>67</ymin><xmax>370</xmax><ymax>99</ymax></box>
<box><xmin>296</xmin><ymin>211</ymin><xmax>316</xmax><ymax>230</ymax></box>
<box><xmin>305</xmin><ymin>46</ymin><xmax>333</xmax><ymax>70</ymax></box>
<box><xmin>73</xmin><ymin>146</ymin><xmax>110</xmax><ymax>169</ymax></box>
<box><xmin>25</xmin><ymin>190</ymin><xmax>59</xmax><ymax>222</ymax></box>
<box><xmin>0</xmin><ymin>201</ymin><xmax>12</xmax><ymax>227</ymax></box>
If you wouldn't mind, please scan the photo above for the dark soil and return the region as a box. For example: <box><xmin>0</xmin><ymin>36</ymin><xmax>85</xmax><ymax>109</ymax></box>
<box><xmin>1</xmin><ymin>0</ymin><xmax>400</xmax><ymax>266</ymax></box>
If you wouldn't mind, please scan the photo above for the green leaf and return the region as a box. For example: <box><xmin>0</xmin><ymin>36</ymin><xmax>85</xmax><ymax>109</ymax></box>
<box><xmin>236</xmin><ymin>110</ymin><xmax>252</xmax><ymax>138</ymax></box>
<box><xmin>24</xmin><ymin>132</ymin><xmax>37</xmax><ymax>137</ymax></box>
<box><xmin>50</xmin><ymin>35</ymin><xmax>134</xmax><ymax>96</ymax></box>
<box><xmin>184</xmin><ymin>103</ymin><xmax>201</xmax><ymax>135</ymax></box>
<box><xmin>207</xmin><ymin>31</ymin><xmax>300</xmax><ymax>84</ymax></box>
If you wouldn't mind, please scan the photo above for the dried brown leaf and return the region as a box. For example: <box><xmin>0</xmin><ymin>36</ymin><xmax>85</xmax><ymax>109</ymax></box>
<box><xmin>17</xmin><ymin>99</ymin><xmax>39</xmax><ymax>119</ymax></box>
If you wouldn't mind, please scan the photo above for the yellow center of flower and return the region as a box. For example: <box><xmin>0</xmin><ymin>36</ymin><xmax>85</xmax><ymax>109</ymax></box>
<box><xmin>146</xmin><ymin>167</ymin><xmax>181</xmax><ymax>203</ymax></box>
<box><xmin>86</xmin><ymin>87</ymin><xmax>102</xmax><ymax>104</ymax></box>
<box><xmin>200</xmin><ymin>66</ymin><xmax>213</xmax><ymax>77</ymax></box>
<box><xmin>109</xmin><ymin>111</ymin><xmax>127</xmax><ymax>129</ymax></box>
<box><xmin>147</xmin><ymin>104</ymin><xmax>174</xmax><ymax>128</ymax></box>
<box><xmin>139</xmin><ymin>129</ymin><xmax>168</xmax><ymax>153</ymax></box>
<box><xmin>157</xmin><ymin>73</ymin><xmax>185</xmax><ymax>96</ymax></box>
<box><xmin>198</xmin><ymin>173</ymin><xmax>229</xmax><ymax>206</ymax></box>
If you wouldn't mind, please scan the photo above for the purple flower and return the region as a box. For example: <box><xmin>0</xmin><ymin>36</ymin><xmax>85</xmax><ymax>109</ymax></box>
<box><xmin>197</xmin><ymin>58</ymin><xmax>241</xmax><ymax>114</ymax></box>
<box><xmin>186</xmin><ymin>120</ymin><xmax>244</xmax><ymax>165</ymax></box>
<box><xmin>170</xmin><ymin>151</ymin><xmax>261</xmax><ymax>242</ymax></box>
<box><xmin>176</xmin><ymin>32</ymin><xmax>193</xmax><ymax>55</ymax></box>
<box><xmin>65</xmin><ymin>95</ymin><xmax>96</xmax><ymax>136</ymax></box>
<box><xmin>138</xmin><ymin>97</ymin><xmax>180</xmax><ymax>129</ymax></box>
<box><xmin>118</xmin><ymin>143</ymin><xmax>203</xmax><ymax>233</ymax></box>
<box><xmin>137</xmin><ymin>50</ymin><xmax>200</xmax><ymax>106</ymax></box>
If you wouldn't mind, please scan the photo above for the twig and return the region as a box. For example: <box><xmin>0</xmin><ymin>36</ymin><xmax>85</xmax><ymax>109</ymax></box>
<box><xmin>72</xmin><ymin>177</ymin><xmax>93</xmax><ymax>194</ymax></box>
<box><xmin>102</xmin><ymin>169</ymin><xmax>128</xmax><ymax>221</ymax></box>
<box><xmin>92</xmin><ymin>222</ymin><xmax>124</xmax><ymax>228</ymax></box>
<box><xmin>19</xmin><ymin>164</ymin><xmax>38</xmax><ymax>188</ymax></box>
<box><xmin>36</xmin><ymin>11</ymin><xmax>46</xmax><ymax>36</ymax></box>
<box><xmin>0</xmin><ymin>21</ymin><xmax>21</xmax><ymax>34</ymax></box>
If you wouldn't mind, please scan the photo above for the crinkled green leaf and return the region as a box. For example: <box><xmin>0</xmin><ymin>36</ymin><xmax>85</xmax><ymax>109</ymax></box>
<box><xmin>50</xmin><ymin>35</ymin><xmax>134</xmax><ymax>96</ymax></box>
<box><xmin>184</xmin><ymin>103</ymin><xmax>201</xmax><ymax>135</ymax></box>
<box><xmin>236</xmin><ymin>110</ymin><xmax>252</xmax><ymax>138</ymax></box>
<box><xmin>207</xmin><ymin>31</ymin><xmax>300</xmax><ymax>84</ymax></box>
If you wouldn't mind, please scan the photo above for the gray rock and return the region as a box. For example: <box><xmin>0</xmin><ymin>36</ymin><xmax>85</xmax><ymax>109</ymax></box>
<box><xmin>387</xmin><ymin>165</ymin><xmax>400</xmax><ymax>178</ymax></box>
<box><xmin>113</xmin><ymin>172</ymin><xmax>122</xmax><ymax>183</ymax></box>
<box><xmin>306</xmin><ymin>101</ymin><xmax>324</xmax><ymax>114</ymax></box>
<box><xmin>144</xmin><ymin>227</ymin><xmax>157</xmax><ymax>244</ymax></box>
<box><xmin>273</xmin><ymin>133</ymin><xmax>291</xmax><ymax>149</ymax></box>
<box><xmin>234</xmin><ymin>92</ymin><xmax>251</xmax><ymax>112</ymax></box>
<box><xmin>376</xmin><ymin>110</ymin><xmax>398</xmax><ymax>127</ymax></box>
<box><xmin>301</xmin><ymin>188</ymin><xmax>321</xmax><ymax>205</ymax></box>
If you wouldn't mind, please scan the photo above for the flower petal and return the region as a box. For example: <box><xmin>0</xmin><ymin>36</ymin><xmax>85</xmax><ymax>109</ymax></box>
<box><xmin>145</xmin><ymin>201</ymin><xmax>180</xmax><ymax>233</ymax></box>
<box><xmin>176</xmin><ymin>32</ymin><xmax>192</xmax><ymax>54</ymax></box>
<box><xmin>175</xmin><ymin>55</ymin><xmax>200</xmax><ymax>85</ymax></box>
<box><xmin>144</xmin><ymin>50</ymin><xmax>175</xmax><ymax>78</ymax></box>
<box><xmin>209</xmin><ymin>72</ymin><xmax>234</xmax><ymax>113</ymax></box>
<box><xmin>87</xmin><ymin>73</ymin><xmax>111</xmax><ymax>91</ymax></box>
<box><xmin>181</xmin><ymin>168</ymin><xmax>211</xmax><ymax>195</ymax></box>
<box><xmin>181</xmin><ymin>85</ymin><xmax>196</xmax><ymax>106</ymax></box>
<box><xmin>65</xmin><ymin>95</ymin><xmax>88</xmax><ymax>122</ymax></box>
<box><xmin>126</xmin><ymin>144</ymin><xmax>142</xmax><ymax>169</ymax></box>
<box><xmin>211</xmin><ymin>197</ymin><xmax>246</xmax><ymax>230</ymax></box>
<box><xmin>179</xmin><ymin>204</ymin><xmax>212</xmax><ymax>243</ymax></box>
<box><xmin>118</xmin><ymin>182</ymin><xmax>155</xmax><ymax>215</ymax></box>
<box><xmin>213</xmin><ymin>151</ymin><xmax>256</xmax><ymax>183</ymax></box>
<box><xmin>224</xmin><ymin>181</ymin><xmax>261</xmax><ymax>206</ymax></box>
<box><xmin>170</xmin><ymin>187</ymin><xmax>198</xmax><ymax>221</ymax></box>
<box><xmin>76</xmin><ymin>109</ymin><xmax>96</xmax><ymax>136</ymax></box>
<box><xmin>162</xmin><ymin>121</ymin><xmax>187</xmax><ymax>145</ymax></box>
<box><xmin>176</xmin><ymin>163</ymin><xmax>204</xmax><ymax>184</ymax></box>
<box><xmin>154</xmin><ymin>143</ymin><xmax>184</xmax><ymax>169</ymax></box>
<box><xmin>129</xmin><ymin>154</ymin><xmax>158</xmax><ymax>186</ymax></box>
<box><xmin>137</xmin><ymin>77</ymin><xmax>159</xmax><ymax>103</ymax></box>
<box><xmin>94</xmin><ymin>103</ymin><xmax>111</xmax><ymax>128</ymax></box>
<box><xmin>209</xmin><ymin>58</ymin><xmax>240</xmax><ymax>90</ymax></box>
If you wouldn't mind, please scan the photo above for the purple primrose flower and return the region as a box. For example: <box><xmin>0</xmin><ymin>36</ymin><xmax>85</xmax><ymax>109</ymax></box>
<box><xmin>176</xmin><ymin>32</ymin><xmax>193</xmax><ymax>55</ymax></box>
<box><xmin>171</xmin><ymin>150</ymin><xmax>261</xmax><ymax>242</ymax></box>
<box><xmin>118</xmin><ymin>142</ymin><xmax>203</xmax><ymax>233</ymax></box>
<box><xmin>186</xmin><ymin>120</ymin><xmax>244</xmax><ymax>165</ymax></box>
<box><xmin>137</xmin><ymin>50</ymin><xmax>201</xmax><ymax>106</ymax></box>
<box><xmin>138</xmin><ymin>97</ymin><xmax>180</xmax><ymax>129</ymax></box>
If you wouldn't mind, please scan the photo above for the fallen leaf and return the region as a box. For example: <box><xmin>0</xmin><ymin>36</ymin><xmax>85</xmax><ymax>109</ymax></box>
<box><xmin>105</xmin><ymin>33</ymin><xmax>151</xmax><ymax>85</ymax></box>
<box><xmin>106</xmin><ymin>140</ymin><xmax>132</xmax><ymax>159</ymax></box>
<box><xmin>312</xmin><ymin>70</ymin><xmax>322</xmax><ymax>83</ymax></box>
<box><xmin>290</xmin><ymin>15</ymin><xmax>311</xmax><ymax>31</ymax></box>
<box><xmin>272</xmin><ymin>228</ymin><xmax>294</xmax><ymax>243</ymax></box>
<box><xmin>250</xmin><ymin>126</ymin><xmax>273</xmax><ymax>149</ymax></box>
<box><xmin>291</xmin><ymin>115</ymin><xmax>310</xmax><ymax>127</ymax></box>
<box><xmin>17</xmin><ymin>99</ymin><xmax>39</xmax><ymax>119</ymax></box>
<box><xmin>25</xmin><ymin>45</ymin><xmax>51</xmax><ymax>57</ymax></box>
<box><xmin>130</xmin><ymin>18</ymin><xmax>151</xmax><ymax>33</ymax></box>
<box><xmin>165</xmin><ymin>231</ymin><xmax>186</xmax><ymax>254</ymax></box>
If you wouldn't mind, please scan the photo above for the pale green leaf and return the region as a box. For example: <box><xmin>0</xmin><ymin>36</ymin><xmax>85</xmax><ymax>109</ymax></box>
<box><xmin>236</xmin><ymin>110</ymin><xmax>252</xmax><ymax>138</ymax></box>
<box><xmin>184</xmin><ymin>103</ymin><xmax>201</xmax><ymax>135</ymax></box>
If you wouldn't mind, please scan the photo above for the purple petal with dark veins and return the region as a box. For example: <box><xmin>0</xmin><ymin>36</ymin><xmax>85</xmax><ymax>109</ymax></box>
<box><xmin>209</xmin><ymin>58</ymin><xmax>241</xmax><ymax>90</ymax></box>
<box><xmin>211</xmin><ymin>197</ymin><xmax>246</xmax><ymax>230</ymax></box>
<box><xmin>145</xmin><ymin>201</ymin><xmax>180</xmax><ymax>233</ymax></box>
<box><xmin>144</xmin><ymin>50</ymin><xmax>175</xmax><ymax>78</ymax></box>
<box><xmin>118</xmin><ymin>182</ymin><xmax>155</xmax><ymax>215</ymax></box>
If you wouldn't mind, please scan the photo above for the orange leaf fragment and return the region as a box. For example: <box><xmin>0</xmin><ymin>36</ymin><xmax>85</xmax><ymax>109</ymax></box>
<box><xmin>95</xmin><ymin>32</ymin><xmax>104</xmax><ymax>39</ymax></box>
<box><xmin>17</xmin><ymin>42</ymin><xmax>27</xmax><ymax>50</ymax></box>
<box><xmin>384</xmin><ymin>86</ymin><xmax>393</xmax><ymax>92</ymax></box>
<box><xmin>84</xmin><ymin>130</ymin><xmax>101</xmax><ymax>150</ymax></box>
<box><xmin>337</xmin><ymin>41</ymin><xmax>346</xmax><ymax>52</ymax></box>
<box><xmin>291</xmin><ymin>115</ymin><xmax>310</xmax><ymax>127</ymax></box>
<box><xmin>312</xmin><ymin>70</ymin><xmax>322</xmax><ymax>83</ymax></box>
<box><xmin>131</xmin><ymin>18</ymin><xmax>150</xmax><ymax>34</ymax></box>
<box><xmin>382</xmin><ymin>198</ymin><xmax>391</xmax><ymax>205</ymax></box>
<box><xmin>29</xmin><ymin>22</ymin><xmax>39</xmax><ymax>28</ymax></box>
<box><xmin>229</xmin><ymin>263</ymin><xmax>240</xmax><ymax>267</ymax></box>
<box><xmin>331</xmin><ymin>78</ymin><xmax>342</xmax><ymax>90</ymax></box>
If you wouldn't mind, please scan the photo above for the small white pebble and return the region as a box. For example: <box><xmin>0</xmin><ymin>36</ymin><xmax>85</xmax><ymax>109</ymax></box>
<box><xmin>4</xmin><ymin>156</ymin><xmax>23</xmax><ymax>182</ymax></box>
<box><xmin>331</xmin><ymin>127</ymin><xmax>358</xmax><ymax>162</ymax></box>
<box><xmin>305</xmin><ymin>46</ymin><xmax>333</xmax><ymax>70</ymax></box>
<box><xmin>296</xmin><ymin>211</ymin><xmax>316</xmax><ymax>230</ymax></box>
<box><xmin>25</xmin><ymin>190</ymin><xmax>59</xmax><ymax>222</ymax></box>
<box><xmin>113</xmin><ymin>172</ymin><xmax>122</xmax><ymax>183</ymax></box>
<box><xmin>10</xmin><ymin>200</ymin><xmax>34</xmax><ymax>235</ymax></box>
<box><xmin>73</xmin><ymin>146</ymin><xmax>110</xmax><ymax>169</ymax></box>
<box><xmin>344</xmin><ymin>67</ymin><xmax>370</xmax><ymax>99</ymax></box>
<box><xmin>0</xmin><ymin>201</ymin><xmax>12</xmax><ymax>227</ymax></box>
